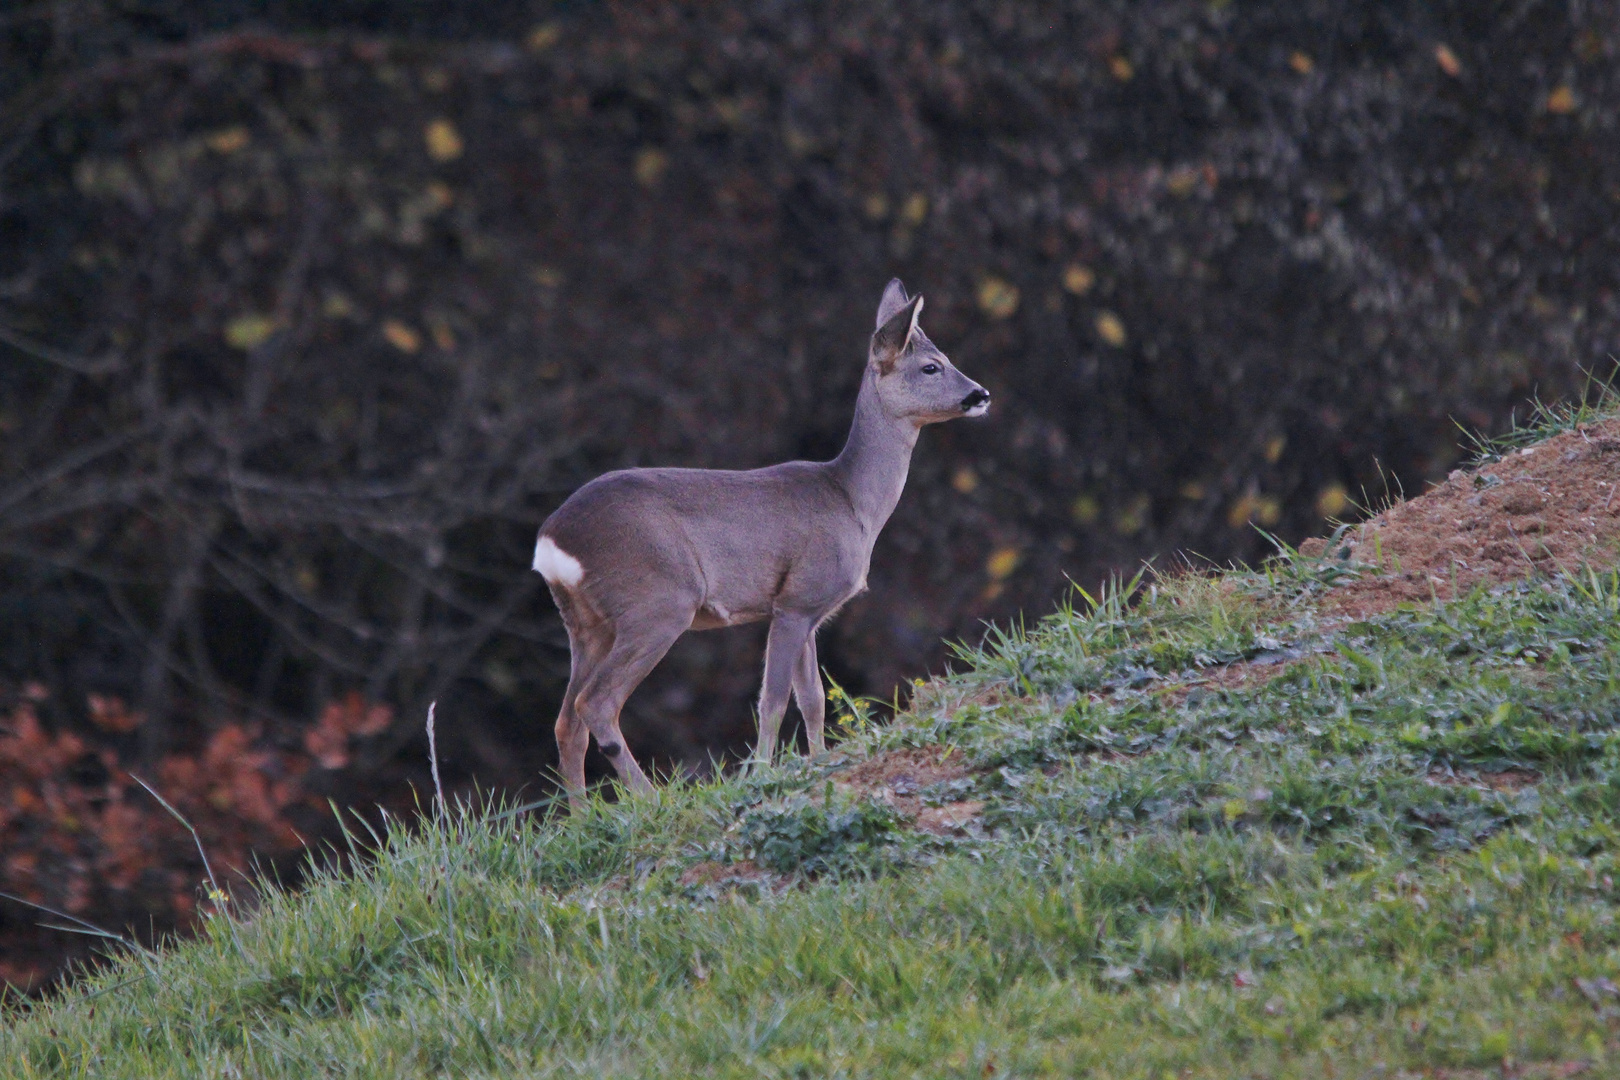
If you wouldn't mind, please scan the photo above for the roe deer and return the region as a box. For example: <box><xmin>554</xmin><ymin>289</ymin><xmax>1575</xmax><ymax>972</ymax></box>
<box><xmin>533</xmin><ymin>279</ymin><xmax>990</xmax><ymax>805</ymax></box>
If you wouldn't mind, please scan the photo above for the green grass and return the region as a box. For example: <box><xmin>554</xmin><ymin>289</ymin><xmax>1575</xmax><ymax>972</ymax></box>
<box><xmin>8</xmin><ymin>446</ymin><xmax>1620</xmax><ymax>1076</ymax></box>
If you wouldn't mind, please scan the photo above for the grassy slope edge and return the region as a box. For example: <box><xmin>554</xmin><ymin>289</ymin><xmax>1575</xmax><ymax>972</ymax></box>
<box><xmin>7</xmin><ymin>411</ymin><xmax>1620</xmax><ymax>1077</ymax></box>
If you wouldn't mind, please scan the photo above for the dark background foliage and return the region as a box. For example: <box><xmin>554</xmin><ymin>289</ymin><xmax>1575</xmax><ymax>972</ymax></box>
<box><xmin>0</xmin><ymin>0</ymin><xmax>1617</xmax><ymax>985</ymax></box>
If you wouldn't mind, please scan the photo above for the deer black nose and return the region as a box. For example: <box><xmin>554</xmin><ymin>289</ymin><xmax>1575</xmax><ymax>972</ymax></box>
<box><xmin>961</xmin><ymin>389</ymin><xmax>991</xmax><ymax>412</ymax></box>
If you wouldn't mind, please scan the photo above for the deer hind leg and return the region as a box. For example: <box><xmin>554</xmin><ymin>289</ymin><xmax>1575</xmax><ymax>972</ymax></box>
<box><xmin>569</xmin><ymin>605</ymin><xmax>692</xmax><ymax>798</ymax></box>
<box><xmin>756</xmin><ymin>612</ymin><xmax>815</xmax><ymax>764</ymax></box>
<box><xmin>791</xmin><ymin>633</ymin><xmax>827</xmax><ymax>756</ymax></box>
<box><xmin>554</xmin><ymin>698</ymin><xmax>591</xmax><ymax>809</ymax></box>
<box><xmin>555</xmin><ymin>619</ymin><xmax>611</xmax><ymax>808</ymax></box>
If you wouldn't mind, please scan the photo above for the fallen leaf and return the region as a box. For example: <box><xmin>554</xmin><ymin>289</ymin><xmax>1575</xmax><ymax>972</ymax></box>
<box><xmin>1233</xmin><ymin>969</ymin><xmax>1258</xmax><ymax>988</ymax></box>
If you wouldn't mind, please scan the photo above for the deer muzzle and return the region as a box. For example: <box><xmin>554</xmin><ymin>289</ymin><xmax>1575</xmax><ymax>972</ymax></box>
<box><xmin>960</xmin><ymin>388</ymin><xmax>991</xmax><ymax>416</ymax></box>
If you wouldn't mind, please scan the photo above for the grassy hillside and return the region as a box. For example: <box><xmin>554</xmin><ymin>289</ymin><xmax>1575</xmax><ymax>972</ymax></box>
<box><xmin>7</xmin><ymin>414</ymin><xmax>1620</xmax><ymax>1076</ymax></box>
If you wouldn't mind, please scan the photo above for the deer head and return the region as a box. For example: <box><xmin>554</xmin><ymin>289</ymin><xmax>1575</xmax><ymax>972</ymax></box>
<box><xmin>868</xmin><ymin>279</ymin><xmax>991</xmax><ymax>425</ymax></box>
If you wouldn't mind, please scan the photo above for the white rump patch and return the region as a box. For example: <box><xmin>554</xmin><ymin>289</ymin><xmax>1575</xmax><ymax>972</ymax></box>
<box><xmin>532</xmin><ymin>535</ymin><xmax>584</xmax><ymax>587</ymax></box>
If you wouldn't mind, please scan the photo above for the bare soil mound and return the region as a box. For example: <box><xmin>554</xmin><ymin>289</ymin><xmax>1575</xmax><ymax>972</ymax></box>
<box><xmin>1303</xmin><ymin>417</ymin><xmax>1620</xmax><ymax>617</ymax></box>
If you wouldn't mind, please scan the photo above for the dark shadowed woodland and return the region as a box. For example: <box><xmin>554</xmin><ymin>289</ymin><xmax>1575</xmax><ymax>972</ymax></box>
<box><xmin>1</xmin><ymin>0</ymin><xmax>1617</xmax><ymax>989</ymax></box>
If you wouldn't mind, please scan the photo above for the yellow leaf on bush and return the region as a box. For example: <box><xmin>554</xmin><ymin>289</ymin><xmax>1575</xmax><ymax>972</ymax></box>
<box><xmin>1166</xmin><ymin>165</ymin><xmax>1199</xmax><ymax>197</ymax></box>
<box><xmin>634</xmin><ymin>148</ymin><xmax>669</xmax><ymax>188</ymax></box>
<box><xmin>986</xmin><ymin>547</ymin><xmax>1021</xmax><ymax>581</ymax></box>
<box><xmin>1113</xmin><ymin>494</ymin><xmax>1151</xmax><ymax>536</ymax></box>
<box><xmin>1228</xmin><ymin>493</ymin><xmax>1282</xmax><ymax>529</ymax></box>
<box><xmin>425</xmin><ymin>181</ymin><xmax>455</xmax><ymax>210</ymax></box>
<box><xmin>1316</xmin><ymin>482</ymin><xmax>1351</xmax><ymax>519</ymax></box>
<box><xmin>224</xmin><ymin>314</ymin><xmax>276</xmax><ymax>350</ymax></box>
<box><xmin>87</xmin><ymin>693</ymin><xmax>142</xmax><ymax>733</ymax></box>
<box><xmin>900</xmin><ymin>193</ymin><xmax>929</xmax><ymax>227</ymax></box>
<box><xmin>1434</xmin><ymin>44</ymin><xmax>1461</xmax><ymax>77</ymax></box>
<box><xmin>951</xmin><ymin>467</ymin><xmax>979</xmax><ymax>494</ymax></box>
<box><xmin>424</xmin><ymin>119</ymin><xmax>464</xmax><ymax>162</ymax></box>
<box><xmin>1546</xmin><ymin>86</ymin><xmax>1577</xmax><ymax>115</ymax></box>
<box><xmin>1062</xmin><ymin>264</ymin><xmax>1095</xmax><ymax>295</ymax></box>
<box><xmin>382</xmin><ymin>320</ymin><xmax>421</xmax><ymax>353</ymax></box>
<box><xmin>1289</xmin><ymin>51</ymin><xmax>1314</xmax><ymax>75</ymax></box>
<box><xmin>977</xmin><ymin>276</ymin><xmax>1020</xmax><ymax>320</ymax></box>
<box><xmin>1095</xmin><ymin>311</ymin><xmax>1127</xmax><ymax>347</ymax></box>
<box><xmin>1109</xmin><ymin>56</ymin><xmax>1133</xmax><ymax>81</ymax></box>
<box><xmin>205</xmin><ymin>127</ymin><xmax>250</xmax><ymax>154</ymax></box>
<box><xmin>526</xmin><ymin>23</ymin><xmax>561</xmax><ymax>51</ymax></box>
<box><xmin>1071</xmin><ymin>494</ymin><xmax>1100</xmax><ymax>525</ymax></box>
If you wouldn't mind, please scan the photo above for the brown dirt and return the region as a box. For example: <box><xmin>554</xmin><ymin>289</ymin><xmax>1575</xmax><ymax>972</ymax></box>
<box><xmin>1301</xmin><ymin>417</ymin><xmax>1620</xmax><ymax>618</ymax></box>
<box><xmin>1155</xmin><ymin>650</ymin><xmax>1331</xmax><ymax>707</ymax></box>
<box><xmin>677</xmin><ymin>859</ymin><xmax>776</xmax><ymax>890</ymax></box>
<box><xmin>829</xmin><ymin>745</ymin><xmax>984</xmax><ymax>835</ymax></box>
<box><xmin>1140</xmin><ymin>415</ymin><xmax>1620</xmax><ymax>703</ymax></box>
<box><xmin>1425</xmin><ymin>767</ymin><xmax>1541</xmax><ymax>792</ymax></box>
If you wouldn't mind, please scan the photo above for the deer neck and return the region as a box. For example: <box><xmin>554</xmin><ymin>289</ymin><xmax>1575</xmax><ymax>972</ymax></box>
<box><xmin>830</xmin><ymin>369</ymin><xmax>920</xmax><ymax>535</ymax></box>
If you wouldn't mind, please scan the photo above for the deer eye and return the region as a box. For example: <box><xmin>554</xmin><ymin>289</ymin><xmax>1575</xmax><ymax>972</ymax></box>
<box><xmin>920</xmin><ymin>363</ymin><xmax>941</xmax><ymax>375</ymax></box>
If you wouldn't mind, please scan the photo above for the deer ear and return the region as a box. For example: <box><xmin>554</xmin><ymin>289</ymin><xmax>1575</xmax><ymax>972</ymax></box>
<box><xmin>870</xmin><ymin>293</ymin><xmax>923</xmax><ymax>374</ymax></box>
<box><xmin>875</xmin><ymin>278</ymin><xmax>911</xmax><ymax>329</ymax></box>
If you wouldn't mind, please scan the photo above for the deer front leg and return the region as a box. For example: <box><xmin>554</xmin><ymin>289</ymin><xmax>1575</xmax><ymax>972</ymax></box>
<box><xmin>791</xmin><ymin>634</ymin><xmax>827</xmax><ymax>756</ymax></box>
<box><xmin>756</xmin><ymin>612</ymin><xmax>814</xmax><ymax>763</ymax></box>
